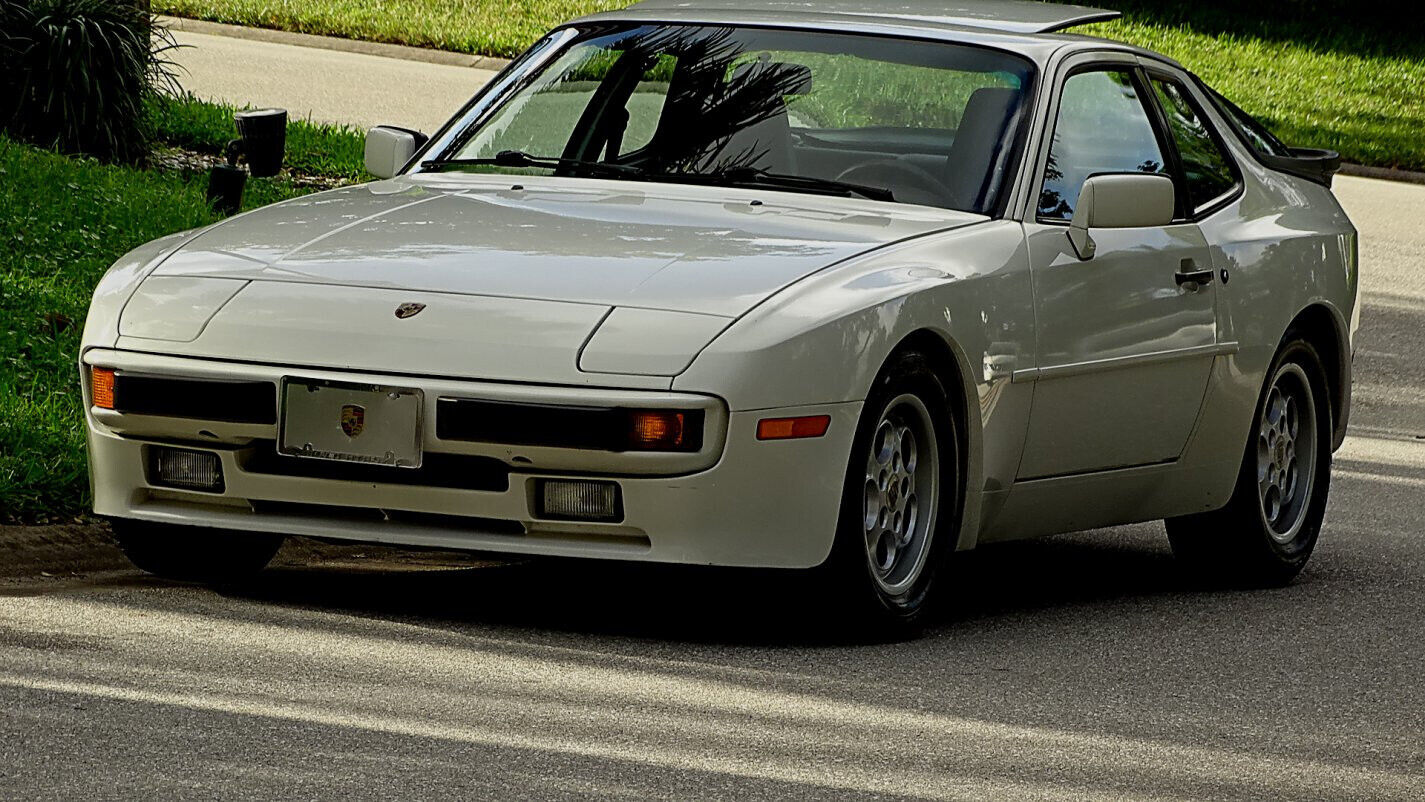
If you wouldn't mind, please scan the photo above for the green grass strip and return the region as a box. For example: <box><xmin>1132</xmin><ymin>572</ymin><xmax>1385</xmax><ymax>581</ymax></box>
<box><xmin>0</xmin><ymin>121</ymin><xmax>348</xmax><ymax>521</ymax></box>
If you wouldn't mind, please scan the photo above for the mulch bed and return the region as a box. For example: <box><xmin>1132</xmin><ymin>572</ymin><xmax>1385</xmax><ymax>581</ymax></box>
<box><xmin>151</xmin><ymin>145</ymin><xmax>350</xmax><ymax>191</ymax></box>
<box><xmin>0</xmin><ymin>521</ymin><xmax>498</xmax><ymax>584</ymax></box>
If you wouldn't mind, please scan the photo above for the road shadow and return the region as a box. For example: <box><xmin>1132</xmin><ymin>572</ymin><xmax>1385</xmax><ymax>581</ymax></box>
<box><xmin>201</xmin><ymin>523</ymin><xmax>1225</xmax><ymax>648</ymax></box>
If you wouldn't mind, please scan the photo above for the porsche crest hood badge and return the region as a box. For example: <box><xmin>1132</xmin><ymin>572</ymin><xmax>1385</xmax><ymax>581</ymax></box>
<box><xmin>394</xmin><ymin>302</ymin><xmax>426</xmax><ymax>319</ymax></box>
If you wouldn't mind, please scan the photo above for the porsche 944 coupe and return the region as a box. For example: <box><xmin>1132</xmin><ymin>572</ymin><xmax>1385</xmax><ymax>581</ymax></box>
<box><xmin>82</xmin><ymin>0</ymin><xmax>1357</xmax><ymax>627</ymax></box>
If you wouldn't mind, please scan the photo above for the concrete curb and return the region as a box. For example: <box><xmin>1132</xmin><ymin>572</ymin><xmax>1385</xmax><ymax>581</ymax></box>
<box><xmin>158</xmin><ymin>15</ymin><xmax>512</xmax><ymax>72</ymax></box>
<box><xmin>1339</xmin><ymin>163</ymin><xmax>1425</xmax><ymax>186</ymax></box>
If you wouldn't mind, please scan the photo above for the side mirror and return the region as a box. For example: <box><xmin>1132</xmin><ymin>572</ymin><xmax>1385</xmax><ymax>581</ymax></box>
<box><xmin>364</xmin><ymin>126</ymin><xmax>429</xmax><ymax>179</ymax></box>
<box><xmin>1067</xmin><ymin>173</ymin><xmax>1176</xmax><ymax>260</ymax></box>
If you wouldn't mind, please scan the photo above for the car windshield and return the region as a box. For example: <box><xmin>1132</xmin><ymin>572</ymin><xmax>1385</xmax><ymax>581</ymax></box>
<box><xmin>422</xmin><ymin>24</ymin><xmax>1035</xmax><ymax>214</ymax></box>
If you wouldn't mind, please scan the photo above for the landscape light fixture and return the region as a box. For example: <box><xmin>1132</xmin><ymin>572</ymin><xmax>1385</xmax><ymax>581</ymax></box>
<box><xmin>234</xmin><ymin>108</ymin><xmax>288</xmax><ymax>178</ymax></box>
<box><xmin>205</xmin><ymin>107</ymin><xmax>288</xmax><ymax>215</ymax></box>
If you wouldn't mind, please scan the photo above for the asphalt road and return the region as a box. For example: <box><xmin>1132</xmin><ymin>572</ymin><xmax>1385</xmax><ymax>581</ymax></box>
<box><xmin>3</xmin><ymin>27</ymin><xmax>1424</xmax><ymax>801</ymax></box>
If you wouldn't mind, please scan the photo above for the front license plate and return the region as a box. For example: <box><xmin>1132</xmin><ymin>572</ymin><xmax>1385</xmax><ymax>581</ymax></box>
<box><xmin>278</xmin><ymin>379</ymin><xmax>423</xmax><ymax>468</ymax></box>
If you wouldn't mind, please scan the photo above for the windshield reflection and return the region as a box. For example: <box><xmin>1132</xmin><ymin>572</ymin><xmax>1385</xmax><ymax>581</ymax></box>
<box><xmin>421</xmin><ymin>24</ymin><xmax>1034</xmax><ymax>214</ymax></box>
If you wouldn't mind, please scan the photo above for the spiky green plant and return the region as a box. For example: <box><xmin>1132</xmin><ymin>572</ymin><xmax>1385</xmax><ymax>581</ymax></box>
<box><xmin>0</xmin><ymin>0</ymin><xmax>181</xmax><ymax>163</ymax></box>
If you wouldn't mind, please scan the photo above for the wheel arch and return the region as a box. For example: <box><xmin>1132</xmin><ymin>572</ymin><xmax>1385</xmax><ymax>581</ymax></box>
<box><xmin>1282</xmin><ymin>302</ymin><xmax>1351</xmax><ymax>451</ymax></box>
<box><xmin>882</xmin><ymin>327</ymin><xmax>983</xmax><ymax>551</ymax></box>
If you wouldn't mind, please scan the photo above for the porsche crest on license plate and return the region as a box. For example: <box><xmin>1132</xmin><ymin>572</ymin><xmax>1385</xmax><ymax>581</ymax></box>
<box><xmin>339</xmin><ymin>404</ymin><xmax>365</xmax><ymax>437</ymax></box>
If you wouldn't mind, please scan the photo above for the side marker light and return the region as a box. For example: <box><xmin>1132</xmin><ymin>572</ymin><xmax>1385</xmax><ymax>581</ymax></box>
<box><xmin>756</xmin><ymin>415</ymin><xmax>831</xmax><ymax>440</ymax></box>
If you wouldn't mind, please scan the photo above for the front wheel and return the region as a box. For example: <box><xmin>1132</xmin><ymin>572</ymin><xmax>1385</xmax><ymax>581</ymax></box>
<box><xmin>109</xmin><ymin>519</ymin><xmax>284</xmax><ymax>583</ymax></box>
<box><xmin>1166</xmin><ymin>337</ymin><xmax>1333</xmax><ymax>585</ymax></box>
<box><xmin>821</xmin><ymin>351</ymin><xmax>961</xmax><ymax>631</ymax></box>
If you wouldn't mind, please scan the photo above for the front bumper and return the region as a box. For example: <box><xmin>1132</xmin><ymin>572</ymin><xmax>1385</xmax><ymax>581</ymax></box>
<box><xmin>83</xmin><ymin>349</ymin><xmax>860</xmax><ymax>568</ymax></box>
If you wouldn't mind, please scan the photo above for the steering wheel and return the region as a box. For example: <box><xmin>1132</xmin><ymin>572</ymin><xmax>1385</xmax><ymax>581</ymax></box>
<box><xmin>836</xmin><ymin>159</ymin><xmax>951</xmax><ymax>206</ymax></box>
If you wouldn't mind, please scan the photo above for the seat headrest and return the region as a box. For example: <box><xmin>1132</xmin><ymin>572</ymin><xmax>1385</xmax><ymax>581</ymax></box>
<box><xmin>944</xmin><ymin>87</ymin><xmax>1022</xmax><ymax>210</ymax></box>
<box><xmin>730</xmin><ymin>59</ymin><xmax>813</xmax><ymax>97</ymax></box>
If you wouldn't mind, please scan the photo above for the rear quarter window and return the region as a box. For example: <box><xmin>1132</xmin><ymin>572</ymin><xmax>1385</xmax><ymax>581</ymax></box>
<box><xmin>1150</xmin><ymin>78</ymin><xmax>1239</xmax><ymax>212</ymax></box>
<box><xmin>1200</xmin><ymin>83</ymin><xmax>1293</xmax><ymax>159</ymax></box>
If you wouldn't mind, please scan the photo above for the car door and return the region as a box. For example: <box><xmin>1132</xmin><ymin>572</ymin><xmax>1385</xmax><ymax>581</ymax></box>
<box><xmin>1016</xmin><ymin>61</ymin><xmax>1221</xmax><ymax>479</ymax></box>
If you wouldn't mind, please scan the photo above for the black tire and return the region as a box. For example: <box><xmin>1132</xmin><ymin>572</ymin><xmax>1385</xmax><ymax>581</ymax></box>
<box><xmin>820</xmin><ymin>350</ymin><xmax>962</xmax><ymax>632</ymax></box>
<box><xmin>109</xmin><ymin>519</ymin><xmax>284</xmax><ymax>583</ymax></box>
<box><xmin>1166</xmin><ymin>336</ymin><xmax>1333</xmax><ymax>586</ymax></box>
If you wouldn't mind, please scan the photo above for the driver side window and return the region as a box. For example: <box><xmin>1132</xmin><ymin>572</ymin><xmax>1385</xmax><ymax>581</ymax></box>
<box><xmin>1039</xmin><ymin>69</ymin><xmax>1167</xmax><ymax>221</ymax></box>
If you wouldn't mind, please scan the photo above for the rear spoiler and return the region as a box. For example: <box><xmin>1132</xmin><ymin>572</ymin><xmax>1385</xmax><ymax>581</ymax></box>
<box><xmin>1196</xmin><ymin>80</ymin><xmax>1342</xmax><ymax>189</ymax></box>
<box><xmin>1259</xmin><ymin>147</ymin><xmax>1342</xmax><ymax>188</ymax></box>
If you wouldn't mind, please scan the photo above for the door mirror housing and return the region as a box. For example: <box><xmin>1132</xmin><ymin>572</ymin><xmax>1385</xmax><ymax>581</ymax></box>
<box><xmin>1067</xmin><ymin>173</ymin><xmax>1176</xmax><ymax>260</ymax></box>
<box><xmin>364</xmin><ymin>126</ymin><xmax>429</xmax><ymax>179</ymax></box>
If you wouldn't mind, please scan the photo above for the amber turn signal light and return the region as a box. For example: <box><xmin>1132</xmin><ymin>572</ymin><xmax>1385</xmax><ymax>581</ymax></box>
<box><xmin>627</xmin><ymin>410</ymin><xmax>687</xmax><ymax>450</ymax></box>
<box><xmin>757</xmin><ymin>415</ymin><xmax>831</xmax><ymax>440</ymax></box>
<box><xmin>90</xmin><ymin>367</ymin><xmax>116</xmax><ymax>410</ymax></box>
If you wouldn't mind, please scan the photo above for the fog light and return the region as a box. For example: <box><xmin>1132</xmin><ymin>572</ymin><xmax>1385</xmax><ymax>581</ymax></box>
<box><xmin>538</xmin><ymin>479</ymin><xmax>621</xmax><ymax>522</ymax></box>
<box><xmin>150</xmin><ymin>447</ymin><xmax>224</xmax><ymax>493</ymax></box>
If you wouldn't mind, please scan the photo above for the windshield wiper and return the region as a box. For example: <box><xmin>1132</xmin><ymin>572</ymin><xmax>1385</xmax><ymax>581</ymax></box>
<box><xmin>421</xmin><ymin>150</ymin><xmax>645</xmax><ymax>178</ymax></box>
<box><xmin>709</xmin><ymin>166</ymin><xmax>895</xmax><ymax>202</ymax></box>
<box><xmin>422</xmin><ymin>152</ymin><xmax>894</xmax><ymax>202</ymax></box>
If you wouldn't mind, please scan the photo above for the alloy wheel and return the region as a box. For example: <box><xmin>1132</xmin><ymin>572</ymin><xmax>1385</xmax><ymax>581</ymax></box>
<box><xmin>1256</xmin><ymin>363</ymin><xmax>1318</xmax><ymax>544</ymax></box>
<box><xmin>862</xmin><ymin>393</ymin><xmax>940</xmax><ymax>595</ymax></box>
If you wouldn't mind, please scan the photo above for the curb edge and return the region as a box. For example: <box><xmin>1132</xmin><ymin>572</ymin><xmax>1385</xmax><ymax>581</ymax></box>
<box><xmin>1338</xmin><ymin>163</ymin><xmax>1425</xmax><ymax>186</ymax></box>
<box><xmin>159</xmin><ymin>15</ymin><xmax>513</xmax><ymax>72</ymax></box>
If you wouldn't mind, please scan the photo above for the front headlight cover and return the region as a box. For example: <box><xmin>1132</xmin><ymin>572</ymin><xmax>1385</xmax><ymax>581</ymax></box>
<box><xmin>578</xmin><ymin>307</ymin><xmax>731</xmax><ymax>376</ymax></box>
<box><xmin>117</xmin><ymin>276</ymin><xmax>248</xmax><ymax>343</ymax></box>
<box><xmin>82</xmin><ymin>228</ymin><xmax>210</xmax><ymax>349</ymax></box>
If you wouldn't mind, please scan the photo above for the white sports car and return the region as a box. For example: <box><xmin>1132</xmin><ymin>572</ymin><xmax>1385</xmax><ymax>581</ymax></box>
<box><xmin>82</xmin><ymin>0</ymin><xmax>1357</xmax><ymax>626</ymax></box>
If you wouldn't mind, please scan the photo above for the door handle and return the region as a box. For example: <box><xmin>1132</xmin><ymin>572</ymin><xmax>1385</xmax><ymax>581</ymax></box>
<box><xmin>1174</xmin><ymin>259</ymin><xmax>1215</xmax><ymax>289</ymax></box>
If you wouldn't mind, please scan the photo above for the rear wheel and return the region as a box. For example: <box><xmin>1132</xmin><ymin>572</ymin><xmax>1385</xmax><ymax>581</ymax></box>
<box><xmin>109</xmin><ymin>519</ymin><xmax>284</xmax><ymax>583</ymax></box>
<box><xmin>1166</xmin><ymin>337</ymin><xmax>1332</xmax><ymax>585</ymax></box>
<box><xmin>823</xmin><ymin>351</ymin><xmax>961</xmax><ymax>631</ymax></box>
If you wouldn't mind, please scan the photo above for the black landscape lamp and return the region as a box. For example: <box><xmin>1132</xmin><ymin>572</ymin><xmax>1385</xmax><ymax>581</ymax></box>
<box><xmin>205</xmin><ymin>160</ymin><xmax>246</xmax><ymax>216</ymax></box>
<box><xmin>234</xmin><ymin>108</ymin><xmax>287</xmax><ymax>178</ymax></box>
<box><xmin>205</xmin><ymin>107</ymin><xmax>287</xmax><ymax>216</ymax></box>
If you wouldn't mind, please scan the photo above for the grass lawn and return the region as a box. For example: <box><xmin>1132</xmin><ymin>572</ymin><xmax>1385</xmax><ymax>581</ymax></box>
<box><xmin>0</xmin><ymin>103</ymin><xmax>365</xmax><ymax>522</ymax></box>
<box><xmin>154</xmin><ymin>0</ymin><xmax>1425</xmax><ymax>171</ymax></box>
<box><xmin>150</xmin><ymin>94</ymin><xmax>368</xmax><ymax>181</ymax></box>
<box><xmin>1081</xmin><ymin>18</ymin><xmax>1425</xmax><ymax>173</ymax></box>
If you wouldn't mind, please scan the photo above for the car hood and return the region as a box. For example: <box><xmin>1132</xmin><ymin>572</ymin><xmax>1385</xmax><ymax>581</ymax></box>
<box><xmin>120</xmin><ymin>174</ymin><xmax>982</xmax><ymax>385</ymax></box>
<box><xmin>151</xmin><ymin>173</ymin><xmax>983</xmax><ymax>317</ymax></box>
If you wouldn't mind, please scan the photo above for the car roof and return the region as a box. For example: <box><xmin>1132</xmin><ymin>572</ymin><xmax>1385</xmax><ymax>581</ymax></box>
<box><xmin>571</xmin><ymin>1</ymin><xmax>1183</xmax><ymax>71</ymax></box>
<box><xmin>623</xmin><ymin>0</ymin><xmax>1121</xmax><ymax>35</ymax></box>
